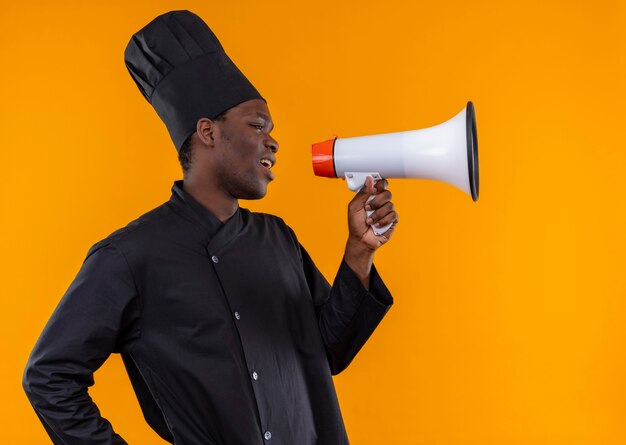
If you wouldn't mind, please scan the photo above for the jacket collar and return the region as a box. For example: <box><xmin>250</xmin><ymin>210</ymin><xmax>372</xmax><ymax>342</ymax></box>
<box><xmin>167</xmin><ymin>180</ymin><xmax>247</xmax><ymax>253</ymax></box>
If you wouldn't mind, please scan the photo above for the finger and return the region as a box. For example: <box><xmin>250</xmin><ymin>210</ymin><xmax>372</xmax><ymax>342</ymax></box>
<box><xmin>365</xmin><ymin>190</ymin><xmax>392</xmax><ymax>211</ymax></box>
<box><xmin>375</xmin><ymin>217</ymin><xmax>397</xmax><ymax>241</ymax></box>
<box><xmin>374</xmin><ymin>179</ymin><xmax>389</xmax><ymax>194</ymax></box>
<box><xmin>367</xmin><ymin>202</ymin><xmax>394</xmax><ymax>224</ymax></box>
<box><xmin>376</xmin><ymin>223</ymin><xmax>395</xmax><ymax>241</ymax></box>
<box><xmin>376</xmin><ymin>232</ymin><xmax>390</xmax><ymax>243</ymax></box>
<box><xmin>373</xmin><ymin>211</ymin><xmax>399</xmax><ymax>229</ymax></box>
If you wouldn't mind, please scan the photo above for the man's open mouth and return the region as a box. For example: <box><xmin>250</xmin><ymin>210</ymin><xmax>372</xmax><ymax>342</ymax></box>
<box><xmin>260</xmin><ymin>158</ymin><xmax>274</xmax><ymax>169</ymax></box>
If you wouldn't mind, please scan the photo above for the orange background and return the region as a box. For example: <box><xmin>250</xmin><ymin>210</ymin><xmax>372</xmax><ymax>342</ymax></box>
<box><xmin>2</xmin><ymin>1</ymin><xmax>626</xmax><ymax>444</ymax></box>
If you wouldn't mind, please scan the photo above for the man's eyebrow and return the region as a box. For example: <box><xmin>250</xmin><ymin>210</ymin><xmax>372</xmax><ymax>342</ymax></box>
<box><xmin>256</xmin><ymin>112</ymin><xmax>274</xmax><ymax>130</ymax></box>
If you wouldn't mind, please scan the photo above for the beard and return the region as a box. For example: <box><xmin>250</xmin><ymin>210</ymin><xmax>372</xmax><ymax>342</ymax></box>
<box><xmin>218</xmin><ymin>166</ymin><xmax>268</xmax><ymax>200</ymax></box>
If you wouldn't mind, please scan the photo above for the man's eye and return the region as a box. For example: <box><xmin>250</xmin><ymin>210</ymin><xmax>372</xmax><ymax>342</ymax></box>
<box><xmin>251</xmin><ymin>124</ymin><xmax>264</xmax><ymax>131</ymax></box>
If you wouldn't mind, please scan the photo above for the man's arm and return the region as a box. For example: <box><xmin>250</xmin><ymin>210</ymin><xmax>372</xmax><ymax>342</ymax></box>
<box><xmin>295</xmin><ymin>176</ymin><xmax>398</xmax><ymax>375</ymax></box>
<box><xmin>23</xmin><ymin>242</ymin><xmax>140</xmax><ymax>444</ymax></box>
<box><xmin>299</xmin><ymin>246</ymin><xmax>393</xmax><ymax>375</ymax></box>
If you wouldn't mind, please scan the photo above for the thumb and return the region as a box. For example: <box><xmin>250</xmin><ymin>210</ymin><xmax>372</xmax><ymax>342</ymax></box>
<box><xmin>354</xmin><ymin>176</ymin><xmax>375</xmax><ymax>206</ymax></box>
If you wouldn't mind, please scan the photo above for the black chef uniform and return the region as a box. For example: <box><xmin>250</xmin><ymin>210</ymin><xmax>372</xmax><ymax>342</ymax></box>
<box><xmin>23</xmin><ymin>180</ymin><xmax>393</xmax><ymax>444</ymax></box>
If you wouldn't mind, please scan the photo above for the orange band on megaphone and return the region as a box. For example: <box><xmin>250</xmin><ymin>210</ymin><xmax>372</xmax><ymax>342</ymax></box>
<box><xmin>311</xmin><ymin>136</ymin><xmax>338</xmax><ymax>178</ymax></box>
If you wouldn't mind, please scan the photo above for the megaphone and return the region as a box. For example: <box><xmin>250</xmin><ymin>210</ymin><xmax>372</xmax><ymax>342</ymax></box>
<box><xmin>311</xmin><ymin>101</ymin><xmax>479</xmax><ymax>234</ymax></box>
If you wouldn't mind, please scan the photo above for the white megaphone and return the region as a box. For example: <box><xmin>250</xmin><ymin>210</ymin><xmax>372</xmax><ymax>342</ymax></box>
<box><xmin>311</xmin><ymin>101</ymin><xmax>479</xmax><ymax>235</ymax></box>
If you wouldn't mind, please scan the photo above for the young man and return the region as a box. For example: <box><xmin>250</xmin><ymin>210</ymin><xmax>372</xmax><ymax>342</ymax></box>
<box><xmin>23</xmin><ymin>10</ymin><xmax>398</xmax><ymax>445</ymax></box>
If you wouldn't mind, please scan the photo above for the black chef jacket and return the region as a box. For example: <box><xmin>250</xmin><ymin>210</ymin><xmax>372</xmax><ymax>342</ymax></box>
<box><xmin>23</xmin><ymin>179</ymin><xmax>393</xmax><ymax>445</ymax></box>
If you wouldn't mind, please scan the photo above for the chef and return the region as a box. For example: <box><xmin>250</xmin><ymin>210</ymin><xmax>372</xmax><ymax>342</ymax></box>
<box><xmin>23</xmin><ymin>10</ymin><xmax>398</xmax><ymax>444</ymax></box>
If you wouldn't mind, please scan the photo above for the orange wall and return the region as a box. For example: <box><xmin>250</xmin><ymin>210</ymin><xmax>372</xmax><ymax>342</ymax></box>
<box><xmin>3</xmin><ymin>1</ymin><xmax>626</xmax><ymax>444</ymax></box>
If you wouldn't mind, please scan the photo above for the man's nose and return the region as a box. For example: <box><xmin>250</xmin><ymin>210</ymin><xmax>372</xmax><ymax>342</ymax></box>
<box><xmin>266</xmin><ymin>135</ymin><xmax>279</xmax><ymax>154</ymax></box>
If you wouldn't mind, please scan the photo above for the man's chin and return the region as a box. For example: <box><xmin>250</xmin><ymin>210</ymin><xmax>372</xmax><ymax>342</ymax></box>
<box><xmin>237</xmin><ymin>187</ymin><xmax>268</xmax><ymax>200</ymax></box>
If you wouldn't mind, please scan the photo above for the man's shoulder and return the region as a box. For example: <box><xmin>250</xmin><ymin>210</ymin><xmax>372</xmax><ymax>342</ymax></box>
<box><xmin>245</xmin><ymin>210</ymin><xmax>302</xmax><ymax>248</ymax></box>
<box><xmin>86</xmin><ymin>201</ymin><xmax>174</xmax><ymax>258</ymax></box>
<box><xmin>248</xmin><ymin>210</ymin><xmax>283</xmax><ymax>224</ymax></box>
<box><xmin>246</xmin><ymin>210</ymin><xmax>292</xmax><ymax>233</ymax></box>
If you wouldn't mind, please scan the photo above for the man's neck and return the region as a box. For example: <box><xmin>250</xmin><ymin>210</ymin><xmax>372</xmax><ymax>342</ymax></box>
<box><xmin>182</xmin><ymin>178</ymin><xmax>238</xmax><ymax>224</ymax></box>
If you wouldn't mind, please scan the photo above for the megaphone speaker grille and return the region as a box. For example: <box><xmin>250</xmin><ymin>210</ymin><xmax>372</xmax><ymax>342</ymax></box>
<box><xmin>466</xmin><ymin>101</ymin><xmax>480</xmax><ymax>201</ymax></box>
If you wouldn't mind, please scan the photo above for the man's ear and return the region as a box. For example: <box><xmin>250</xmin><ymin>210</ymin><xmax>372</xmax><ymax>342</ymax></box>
<box><xmin>195</xmin><ymin>117</ymin><xmax>216</xmax><ymax>147</ymax></box>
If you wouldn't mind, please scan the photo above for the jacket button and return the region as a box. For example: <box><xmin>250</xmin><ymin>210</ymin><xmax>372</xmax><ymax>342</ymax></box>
<box><xmin>264</xmin><ymin>431</ymin><xmax>272</xmax><ymax>440</ymax></box>
<box><xmin>252</xmin><ymin>371</ymin><xmax>258</xmax><ymax>380</ymax></box>
<box><xmin>234</xmin><ymin>311</ymin><xmax>241</xmax><ymax>320</ymax></box>
<box><xmin>211</xmin><ymin>255</ymin><xmax>219</xmax><ymax>263</ymax></box>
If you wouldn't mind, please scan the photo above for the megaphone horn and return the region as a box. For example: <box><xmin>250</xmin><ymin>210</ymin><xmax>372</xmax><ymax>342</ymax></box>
<box><xmin>311</xmin><ymin>101</ymin><xmax>479</xmax><ymax>234</ymax></box>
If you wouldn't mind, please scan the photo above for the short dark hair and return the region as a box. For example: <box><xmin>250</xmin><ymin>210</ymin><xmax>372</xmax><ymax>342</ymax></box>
<box><xmin>178</xmin><ymin>110</ymin><xmax>227</xmax><ymax>177</ymax></box>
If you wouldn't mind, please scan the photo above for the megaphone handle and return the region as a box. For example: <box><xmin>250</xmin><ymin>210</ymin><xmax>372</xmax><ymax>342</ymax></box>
<box><xmin>345</xmin><ymin>172</ymin><xmax>393</xmax><ymax>235</ymax></box>
<box><xmin>366</xmin><ymin>195</ymin><xmax>393</xmax><ymax>235</ymax></box>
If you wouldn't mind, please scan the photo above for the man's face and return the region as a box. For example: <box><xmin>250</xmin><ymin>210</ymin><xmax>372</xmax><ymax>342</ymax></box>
<box><xmin>212</xmin><ymin>99</ymin><xmax>278</xmax><ymax>200</ymax></box>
